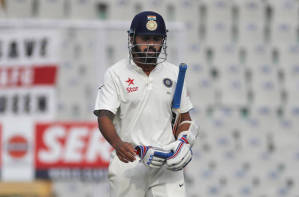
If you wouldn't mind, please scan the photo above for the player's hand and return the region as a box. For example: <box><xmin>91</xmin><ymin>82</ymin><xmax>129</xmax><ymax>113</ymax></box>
<box><xmin>135</xmin><ymin>145</ymin><xmax>167</xmax><ymax>168</ymax></box>
<box><xmin>113</xmin><ymin>140</ymin><xmax>136</xmax><ymax>163</ymax></box>
<box><xmin>162</xmin><ymin>136</ymin><xmax>192</xmax><ymax>171</ymax></box>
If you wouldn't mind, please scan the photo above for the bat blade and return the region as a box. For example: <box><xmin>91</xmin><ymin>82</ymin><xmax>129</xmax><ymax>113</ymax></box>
<box><xmin>171</xmin><ymin>63</ymin><xmax>188</xmax><ymax>134</ymax></box>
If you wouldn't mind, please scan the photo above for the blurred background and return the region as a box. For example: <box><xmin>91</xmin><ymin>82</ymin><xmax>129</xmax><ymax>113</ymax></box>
<box><xmin>0</xmin><ymin>0</ymin><xmax>298</xmax><ymax>196</ymax></box>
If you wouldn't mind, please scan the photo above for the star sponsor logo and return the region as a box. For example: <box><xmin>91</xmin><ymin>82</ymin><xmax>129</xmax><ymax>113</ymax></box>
<box><xmin>127</xmin><ymin>86</ymin><xmax>138</xmax><ymax>93</ymax></box>
<box><xmin>125</xmin><ymin>77</ymin><xmax>138</xmax><ymax>93</ymax></box>
<box><xmin>126</xmin><ymin>78</ymin><xmax>134</xmax><ymax>86</ymax></box>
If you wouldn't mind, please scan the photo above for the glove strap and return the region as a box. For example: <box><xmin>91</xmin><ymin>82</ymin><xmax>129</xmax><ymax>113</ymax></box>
<box><xmin>135</xmin><ymin>145</ymin><xmax>150</xmax><ymax>160</ymax></box>
<box><xmin>179</xmin><ymin>135</ymin><xmax>189</xmax><ymax>144</ymax></box>
<box><xmin>168</xmin><ymin>136</ymin><xmax>188</xmax><ymax>160</ymax></box>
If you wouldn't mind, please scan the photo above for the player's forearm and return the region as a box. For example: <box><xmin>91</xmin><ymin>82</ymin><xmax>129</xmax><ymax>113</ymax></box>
<box><xmin>175</xmin><ymin>112</ymin><xmax>192</xmax><ymax>139</ymax></box>
<box><xmin>97</xmin><ymin>111</ymin><xmax>122</xmax><ymax>149</ymax></box>
<box><xmin>97</xmin><ymin>114</ymin><xmax>136</xmax><ymax>163</ymax></box>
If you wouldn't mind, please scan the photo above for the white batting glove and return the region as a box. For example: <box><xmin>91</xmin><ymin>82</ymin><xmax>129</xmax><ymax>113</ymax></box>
<box><xmin>135</xmin><ymin>145</ymin><xmax>167</xmax><ymax>168</ymax></box>
<box><xmin>162</xmin><ymin>136</ymin><xmax>192</xmax><ymax>171</ymax></box>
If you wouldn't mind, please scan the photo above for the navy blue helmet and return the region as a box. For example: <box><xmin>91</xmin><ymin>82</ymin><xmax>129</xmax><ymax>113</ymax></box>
<box><xmin>128</xmin><ymin>11</ymin><xmax>168</xmax><ymax>65</ymax></box>
<box><xmin>129</xmin><ymin>11</ymin><xmax>167</xmax><ymax>37</ymax></box>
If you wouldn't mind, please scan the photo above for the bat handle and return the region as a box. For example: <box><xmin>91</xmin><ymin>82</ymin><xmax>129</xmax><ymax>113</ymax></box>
<box><xmin>154</xmin><ymin>150</ymin><xmax>174</xmax><ymax>159</ymax></box>
<box><xmin>179</xmin><ymin>63</ymin><xmax>188</xmax><ymax>71</ymax></box>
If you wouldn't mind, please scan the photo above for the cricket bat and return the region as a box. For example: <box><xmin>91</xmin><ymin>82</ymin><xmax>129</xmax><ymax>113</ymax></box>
<box><xmin>171</xmin><ymin>63</ymin><xmax>188</xmax><ymax>134</ymax></box>
<box><xmin>154</xmin><ymin>63</ymin><xmax>188</xmax><ymax>159</ymax></box>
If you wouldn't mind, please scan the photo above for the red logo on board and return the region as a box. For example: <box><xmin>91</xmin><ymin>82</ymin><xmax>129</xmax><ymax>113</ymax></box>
<box><xmin>7</xmin><ymin>135</ymin><xmax>29</xmax><ymax>159</ymax></box>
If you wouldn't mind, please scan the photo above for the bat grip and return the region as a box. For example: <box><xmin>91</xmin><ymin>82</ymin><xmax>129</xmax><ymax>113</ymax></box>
<box><xmin>154</xmin><ymin>150</ymin><xmax>174</xmax><ymax>159</ymax></box>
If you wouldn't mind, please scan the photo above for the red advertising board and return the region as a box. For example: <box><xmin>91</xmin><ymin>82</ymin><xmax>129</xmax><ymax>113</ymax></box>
<box><xmin>35</xmin><ymin>122</ymin><xmax>111</xmax><ymax>180</ymax></box>
<box><xmin>35</xmin><ymin>122</ymin><xmax>111</xmax><ymax>168</ymax></box>
<box><xmin>0</xmin><ymin>65</ymin><xmax>57</xmax><ymax>88</ymax></box>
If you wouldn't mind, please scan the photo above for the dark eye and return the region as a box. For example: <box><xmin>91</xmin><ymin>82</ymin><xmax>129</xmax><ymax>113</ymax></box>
<box><xmin>142</xmin><ymin>35</ymin><xmax>150</xmax><ymax>41</ymax></box>
<box><xmin>154</xmin><ymin>36</ymin><xmax>163</xmax><ymax>41</ymax></box>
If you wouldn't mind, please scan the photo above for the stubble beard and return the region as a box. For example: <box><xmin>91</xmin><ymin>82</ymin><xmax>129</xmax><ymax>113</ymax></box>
<box><xmin>132</xmin><ymin>45</ymin><xmax>161</xmax><ymax>65</ymax></box>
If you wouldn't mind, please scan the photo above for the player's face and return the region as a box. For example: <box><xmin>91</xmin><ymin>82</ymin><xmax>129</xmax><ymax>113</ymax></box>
<box><xmin>132</xmin><ymin>35</ymin><xmax>163</xmax><ymax>64</ymax></box>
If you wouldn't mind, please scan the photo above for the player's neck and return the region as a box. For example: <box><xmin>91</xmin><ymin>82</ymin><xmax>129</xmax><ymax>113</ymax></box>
<box><xmin>135</xmin><ymin>61</ymin><xmax>156</xmax><ymax>76</ymax></box>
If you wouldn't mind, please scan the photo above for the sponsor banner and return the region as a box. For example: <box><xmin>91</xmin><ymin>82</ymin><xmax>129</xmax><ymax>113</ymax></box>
<box><xmin>0</xmin><ymin>65</ymin><xmax>57</xmax><ymax>88</ymax></box>
<box><xmin>2</xmin><ymin>119</ymin><xmax>34</xmax><ymax>181</ymax></box>
<box><xmin>0</xmin><ymin>29</ymin><xmax>61</xmax><ymax>66</ymax></box>
<box><xmin>0</xmin><ymin>29</ymin><xmax>60</xmax><ymax>121</ymax></box>
<box><xmin>35</xmin><ymin>122</ymin><xmax>111</xmax><ymax>181</ymax></box>
<box><xmin>0</xmin><ymin>87</ymin><xmax>56</xmax><ymax>120</ymax></box>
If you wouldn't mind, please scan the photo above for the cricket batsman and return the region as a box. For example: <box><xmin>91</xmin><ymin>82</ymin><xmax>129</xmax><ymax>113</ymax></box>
<box><xmin>94</xmin><ymin>11</ymin><xmax>199</xmax><ymax>197</ymax></box>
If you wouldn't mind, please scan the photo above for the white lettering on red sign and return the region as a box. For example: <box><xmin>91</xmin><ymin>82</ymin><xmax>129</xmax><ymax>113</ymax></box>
<box><xmin>64</xmin><ymin>128</ymin><xmax>87</xmax><ymax>162</ymax></box>
<box><xmin>35</xmin><ymin>123</ymin><xmax>111</xmax><ymax>168</ymax></box>
<box><xmin>39</xmin><ymin>126</ymin><xmax>65</xmax><ymax>163</ymax></box>
<box><xmin>86</xmin><ymin>129</ymin><xmax>111</xmax><ymax>163</ymax></box>
<box><xmin>0</xmin><ymin>65</ymin><xmax>57</xmax><ymax>87</ymax></box>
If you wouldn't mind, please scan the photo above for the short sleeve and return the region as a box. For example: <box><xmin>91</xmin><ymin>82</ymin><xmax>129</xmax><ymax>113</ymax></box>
<box><xmin>180</xmin><ymin>81</ymin><xmax>193</xmax><ymax>113</ymax></box>
<box><xmin>94</xmin><ymin>70</ymin><xmax>120</xmax><ymax>115</ymax></box>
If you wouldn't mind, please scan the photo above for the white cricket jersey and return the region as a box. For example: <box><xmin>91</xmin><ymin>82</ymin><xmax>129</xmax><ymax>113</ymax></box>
<box><xmin>94</xmin><ymin>58</ymin><xmax>193</xmax><ymax>147</ymax></box>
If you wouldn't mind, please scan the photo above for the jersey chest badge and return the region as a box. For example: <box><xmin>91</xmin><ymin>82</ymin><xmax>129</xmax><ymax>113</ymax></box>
<box><xmin>125</xmin><ymin>77</ymin><xmax>138</xmax><ymax>93</ymax></box>
<box><xmin>163</xmin><ymin>78</ymin><xmax>173</xmax><ymax>88</ymax></box>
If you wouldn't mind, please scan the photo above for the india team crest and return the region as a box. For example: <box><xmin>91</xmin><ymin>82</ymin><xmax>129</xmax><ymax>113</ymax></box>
<box><xmin>163</xmin><ymin>78</ymin><xmax>173</xmax><ymax>88</ymax></box>
<box><xmin>146</xmin><ymin>15</ymin><xmax>158</xmax><ymax>31</ymax></box>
